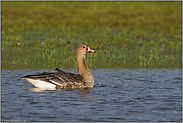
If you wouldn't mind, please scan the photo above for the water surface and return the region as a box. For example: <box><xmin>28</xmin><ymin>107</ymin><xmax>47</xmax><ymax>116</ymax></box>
<box><xmin>1</xmin><ymin>68</ymin><xmax>182</xmax><ymax>122</ymax></box>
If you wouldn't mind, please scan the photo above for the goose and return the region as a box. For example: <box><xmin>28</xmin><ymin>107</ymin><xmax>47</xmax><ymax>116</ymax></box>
<box><xmin>21</xmin><ymin>44</ymin><xmax>95</xmax><ymax>90</ymax></box>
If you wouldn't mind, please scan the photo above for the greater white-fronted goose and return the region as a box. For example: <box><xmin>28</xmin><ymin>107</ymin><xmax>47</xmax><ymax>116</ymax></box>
<box><xmin>21</xmin><ymin>44</ymin><xmax>95</xmax><ymax>90</ymax></box>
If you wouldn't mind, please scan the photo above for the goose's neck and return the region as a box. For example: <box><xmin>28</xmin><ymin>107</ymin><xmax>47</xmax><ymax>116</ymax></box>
<box><xmin>77</xmin><ymin>55</ymin><xmax>90</xmax><ymax>75</ymax></box>
<box><xmin>77</xmin><ymin>55</ymin><xmax>94</xmax><ymax>87</ymax></box>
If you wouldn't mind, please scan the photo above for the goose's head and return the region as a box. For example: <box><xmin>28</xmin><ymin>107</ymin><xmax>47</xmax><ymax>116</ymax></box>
<box><xmin>77</xmin><ymin>44</ymin><xmax>95</xmax><ymax>55</ymax></box>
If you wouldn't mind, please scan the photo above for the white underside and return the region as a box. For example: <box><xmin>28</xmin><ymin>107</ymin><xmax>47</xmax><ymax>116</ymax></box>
<box><xmin>25</xmin><ymin>78</ymin><xmax>56</xmax><ymax>90</ymax></box>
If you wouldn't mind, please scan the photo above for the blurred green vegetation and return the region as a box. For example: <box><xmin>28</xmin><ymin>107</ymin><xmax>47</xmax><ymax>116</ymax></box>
<box><xmin>1</xmin><ymin>1</ymin><xmax>182</xmax><ymax>70</ymax></box>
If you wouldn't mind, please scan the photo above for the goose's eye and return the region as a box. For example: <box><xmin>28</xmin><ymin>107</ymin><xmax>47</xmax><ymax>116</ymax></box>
<box><xmin>83</xmin><ymin>46</ymin><xmax>85</xmax><ymax>48</ymax></box>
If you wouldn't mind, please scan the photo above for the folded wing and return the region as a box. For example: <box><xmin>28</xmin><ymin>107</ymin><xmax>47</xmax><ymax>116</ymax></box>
<box><xmin>21</xmin><ymin>68</ymin><xmax>86</xmax><ymax>89</ymax></box>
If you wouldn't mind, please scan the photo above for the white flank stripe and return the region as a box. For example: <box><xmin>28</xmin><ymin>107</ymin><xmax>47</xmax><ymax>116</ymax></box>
<box><xmin>25</xmin><ymin>78</ymin><xmax>56</xmax><ymax>90</ymax></box>
<box><xmin>49</xmin><ymin>80</ymin><xmax>62</xmax><ymax>86</ymax></box>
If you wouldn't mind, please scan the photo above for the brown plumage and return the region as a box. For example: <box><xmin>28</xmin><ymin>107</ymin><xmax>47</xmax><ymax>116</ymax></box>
<box><xmin>21</xmin><ymin>44</ymin><xmax>95</xmax><ymax>90</ymax></box>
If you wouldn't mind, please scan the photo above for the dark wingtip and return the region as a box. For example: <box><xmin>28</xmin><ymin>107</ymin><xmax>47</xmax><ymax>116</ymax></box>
<box><xmin>55</xmin><ymin>68</ymin><xmax>64</xmax><ymax>73</ymax></box>
<box><xmin>55</xmin><ymin>68</ymin><xmax>59</xmax><ymax>70</ymax></box>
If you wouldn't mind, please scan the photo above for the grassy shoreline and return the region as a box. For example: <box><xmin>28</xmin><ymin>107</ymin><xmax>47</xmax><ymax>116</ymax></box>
<box><xmin>1</xmin><ymin>1</ymin><xmax>182</xmax><ymax>70</ymax></box>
